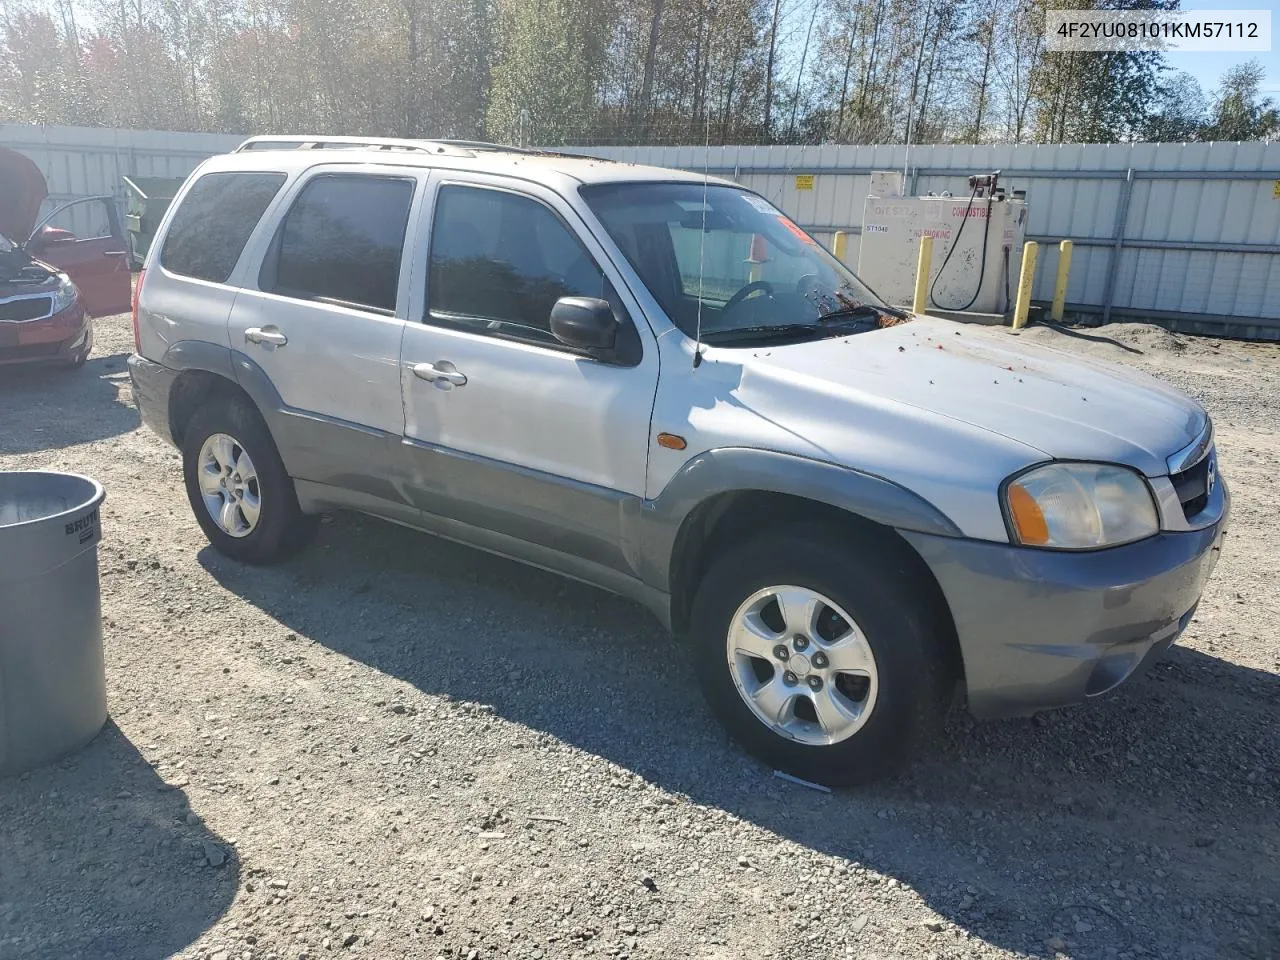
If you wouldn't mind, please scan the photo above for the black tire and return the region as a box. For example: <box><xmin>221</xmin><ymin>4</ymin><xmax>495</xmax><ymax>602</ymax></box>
<box><xmin>181</xmin><ymin>394</ymin><xmax>318</xmax><ymax>564</ymax></box>
<box><xmin>689</xmin><ymin>524</ymin><xmax>951</xmax><ymax>787</ymax></box>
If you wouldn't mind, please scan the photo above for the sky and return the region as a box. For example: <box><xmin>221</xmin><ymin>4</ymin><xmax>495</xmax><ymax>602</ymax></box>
<box><xmin>1162</xmin><ymin>0</ymin><xmax>1280</xmax><ymax>95</ymax></box>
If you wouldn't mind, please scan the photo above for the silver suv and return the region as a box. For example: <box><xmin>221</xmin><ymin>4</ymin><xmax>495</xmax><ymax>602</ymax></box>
<box><xmin>129</xmin><ymin>136</ymin><xmax>1228</xmax><ymax>786</ymax></box>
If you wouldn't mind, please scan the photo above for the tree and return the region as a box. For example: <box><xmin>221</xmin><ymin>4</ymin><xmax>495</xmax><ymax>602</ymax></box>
<box><xmin>1203</xmin><ymin>59</ymin><xmax>1279</xmax><ymax>142</ymax></box>
<box><xmin>1141</xmin><ymin>70</ymin><xmax>1206</xmax><ymax>142</ymax></box>
<box><xmin>486</xmin><ymin>0</ymin><xmax>600</xmax><ymax>144</ymax></box>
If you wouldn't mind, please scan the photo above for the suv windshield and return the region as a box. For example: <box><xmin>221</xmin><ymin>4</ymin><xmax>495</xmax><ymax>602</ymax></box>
<box><xmin>581</xmin><ymin>181</ymin><xmax>897</xmax><ymax>344</ymax></box>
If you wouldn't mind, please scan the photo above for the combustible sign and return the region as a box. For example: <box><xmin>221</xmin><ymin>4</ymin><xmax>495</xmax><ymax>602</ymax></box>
<box><xmin>794</xmin><ymin>174</ymin><xmax>815</xmax><ymax>190</ymax></box>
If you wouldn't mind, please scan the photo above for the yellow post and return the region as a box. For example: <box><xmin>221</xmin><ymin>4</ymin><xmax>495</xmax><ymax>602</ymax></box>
<box><xmin>1012</xmin><ymin>241</ymin><xmax>1039</xmax><ymax>330</ymax></box>
<box><xmin>1051</xmin><ymin>239</ymin><xmax>1073</xmax><ymax>322</ymax></box>
<box><xmin>912</xmin><ymin>234</ymin><xmax>933</xmax><ymax>315</ymax></box>
<box><xmin>832</xmin><ymin>230</ymin><xmax>848</xmax><ymax>263</ymax></box>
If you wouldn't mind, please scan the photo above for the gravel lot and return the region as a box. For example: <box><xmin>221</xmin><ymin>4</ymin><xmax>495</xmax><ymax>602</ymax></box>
<box><xmin>1</xmin><ymin>314</ymin><xmax>1277</xmax><ymax>960</ymax></box>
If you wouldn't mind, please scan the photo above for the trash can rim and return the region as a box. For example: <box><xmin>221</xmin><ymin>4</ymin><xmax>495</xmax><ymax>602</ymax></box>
<box><xmin>0</xmin><ymin>471</ymin><xmax>106</xmax><ymax>531</ymax></box>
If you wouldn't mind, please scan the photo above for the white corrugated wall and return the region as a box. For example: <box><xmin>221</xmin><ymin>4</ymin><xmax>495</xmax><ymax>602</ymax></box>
<box><xmin>582</xmin><ymin>141</ymin><xmax>1280</xmax><ymax>335</ymax></box>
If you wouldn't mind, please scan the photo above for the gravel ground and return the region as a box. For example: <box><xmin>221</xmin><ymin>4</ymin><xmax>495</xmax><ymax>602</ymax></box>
<box><xmin>1</xmin><ymin>314</ymin><xmax>1277</xmax><ymax>960</ymax></box>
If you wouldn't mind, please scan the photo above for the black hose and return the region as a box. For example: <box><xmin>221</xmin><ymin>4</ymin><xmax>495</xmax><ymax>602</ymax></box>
<box><xmin>929</xmin><ymin>184</ymin><xmax>995</xmax><ymax>312</ymax></box>
<box><xmin>1003</xmin><ymin>245</ymin><xmax>1011</xmax><ymax>313</ymax></box>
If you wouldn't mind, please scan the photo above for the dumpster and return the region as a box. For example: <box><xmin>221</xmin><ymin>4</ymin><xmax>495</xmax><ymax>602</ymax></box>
<box><xmin>0</xmin><ymin>472</ymin><xmax>108</xmax><ymax>776</ymax></box>
<box><xmin>122</xmin><ymin>175</ymin><xmax>187</xmax><ymax>268</ymax></box>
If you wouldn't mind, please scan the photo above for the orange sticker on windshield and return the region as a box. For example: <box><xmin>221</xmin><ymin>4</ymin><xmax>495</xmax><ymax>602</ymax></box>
<box><xmin>777</xmin><ymin>215</ymin><xmax>816</xmax><ymax>244</ymax></box>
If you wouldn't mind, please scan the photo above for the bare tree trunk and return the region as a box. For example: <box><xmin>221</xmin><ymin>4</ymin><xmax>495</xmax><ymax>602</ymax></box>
<box><xmin>405</xmin><ymin>0</ymin><xmax>421</xmax><ymax>135</ymax></box>
<box><xmin>855</xmin><ymin>0</ymin><xmax>885</xmax><ymax>137</ymax></box>
<box><xmin>834</xmin><ymin>7</ymin><xmax>859</xmax><ymax>139</ymax></box>
<box><xmin>763</xmin><ymin>0</ymin><xmax>782</xmax><ymax>137</ymax></box>
<box><xmin>721</xmin><ymin>46</ymin><xmax>739</xmax><ymax>143</ymax></box>
<box><xmin>639</xmin><ymin>0</ymin><xmax>665</xmax><ymax>121</ymax></box>
<box><xmin>917</xmin><ymin>12</ymin><xmax>943</xmax><ymax>139</ymax></box>
<box><xmin>905</xmin><ymin>0</ymin><xmax>934</xmax><ymax>141</ymax></box>
<box><xmin>786</xmin><ymin>0</ymin><xmax>820</xmax><ymax>140</ymax></box>
<box><xmin>972</xmin><ymin>15</ymin><xmax>995</xmax><ymax>141</ymax></box>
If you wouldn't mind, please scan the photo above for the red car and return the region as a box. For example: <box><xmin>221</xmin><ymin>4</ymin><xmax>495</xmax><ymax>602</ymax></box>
<box><xmin>0</xmin><ymin>146</ymin><xmax>132</xmax><ymax>369</ymax></box>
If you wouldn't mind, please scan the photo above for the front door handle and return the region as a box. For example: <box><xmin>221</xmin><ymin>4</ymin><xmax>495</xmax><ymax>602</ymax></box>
<box><xmin>412</xmin><ymin>361</ymin><xmax>467</xmax><ymax>386</ymax></box>
<box><xmin>245</xmin><ymin>326</ymin><xmax>288</xmax><ymax>347</ymax></box>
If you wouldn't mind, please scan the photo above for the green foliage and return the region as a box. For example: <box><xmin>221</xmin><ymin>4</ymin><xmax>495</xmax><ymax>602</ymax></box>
<box><xmin>1203</xmin><ymin>59</ymin><xmax>1279</xmax><ymax>143</ymax></box>
<box><xmin>0</xmin><ymin>0</ymin><xmax>1274</xmax><ymax>144</ymax></box>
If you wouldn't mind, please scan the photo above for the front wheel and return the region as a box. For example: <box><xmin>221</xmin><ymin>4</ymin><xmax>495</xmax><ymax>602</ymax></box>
<box><xmin>181</xmin><ymin>395</ymin><xmax>318</xmax><ymax>564</ymax></box>
<box><xmin>689</xmin><ymin>525</ymin><xmax>951</xmax><ymax>787</ymax></box>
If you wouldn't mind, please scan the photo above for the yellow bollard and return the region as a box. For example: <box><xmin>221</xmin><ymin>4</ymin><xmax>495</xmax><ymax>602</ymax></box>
<box><xmin>912</xmin><ymin>234</ymin><xmax>933</xmax><ymax>315</ymax></box>
<box><xmin>832</xmin><ymin>230</ymin><xmax>848</xmax><ymax>263</ymax></box>
<box><xmin>1051</xmin><ymin>239</ymin><xmax>1073</xmax><ymax>322</ymax></box>
<box><xmin>1012</xmin><ymin>241</ymin><xmax>1039</xmax><ymax>330</ymax></box>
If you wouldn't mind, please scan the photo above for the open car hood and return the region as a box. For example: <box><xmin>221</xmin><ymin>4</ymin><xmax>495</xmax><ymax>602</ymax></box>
<box><xmin>0</xmin><ymin>146</ymin><xmax>48</xmax><ymax>244</ymax></box>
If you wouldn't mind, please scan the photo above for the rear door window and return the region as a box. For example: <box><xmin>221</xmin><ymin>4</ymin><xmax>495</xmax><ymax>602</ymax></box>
<box><xmin>160</xmin><ymin>172</ymin><xmax>286</xmax><ymax>283</ymax></box>
<box><xmin>260</xmin><ymin>174</ymin><xmax>414</xmax><ymax>315</ymax></box>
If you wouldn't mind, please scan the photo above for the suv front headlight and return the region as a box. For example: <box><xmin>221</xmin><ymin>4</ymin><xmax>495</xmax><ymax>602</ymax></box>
<box><xmin>1003</xmin><ymin>462</ymin><xmax>1159</xmax><ymax>549</ymax></box>
<box><xmin>50</xmin><ymin>274</ymin><xmax>79</xmax><ymax>314</ymax></box>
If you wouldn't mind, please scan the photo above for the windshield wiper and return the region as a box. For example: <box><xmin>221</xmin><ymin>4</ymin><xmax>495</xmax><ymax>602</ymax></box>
<box><xmin>816</xmin><ymin>303</ymin><xmax>908</xmax><ymax>323</ymax></box>
<box><xmin>700</xmin><ymin>323</ymin><xmax>822</xmax><ymax>344</ymax></box>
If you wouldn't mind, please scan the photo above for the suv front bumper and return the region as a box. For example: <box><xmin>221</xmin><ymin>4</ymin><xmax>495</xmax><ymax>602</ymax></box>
<box><xmin>901</xmin><ymin>479</ymin><xmax>1229</xmax><ymax>719</ymax></box>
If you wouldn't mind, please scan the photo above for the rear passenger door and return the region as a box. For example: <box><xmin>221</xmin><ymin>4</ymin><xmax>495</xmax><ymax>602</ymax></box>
<box><xmin>227</xmin><ymin>166</ymin><xmax>424</xmax><ymax>506</ymax></box>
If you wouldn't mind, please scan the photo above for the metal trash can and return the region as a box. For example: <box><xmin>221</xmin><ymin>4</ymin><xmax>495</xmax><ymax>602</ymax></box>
<box><xmin>0</xmin><ymin>472</ymin><xmax>107</xmax><ymax>776</ymax></box>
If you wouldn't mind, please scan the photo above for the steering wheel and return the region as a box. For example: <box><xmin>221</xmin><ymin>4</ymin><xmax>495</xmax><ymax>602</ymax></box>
<box><xmin>795</xmin><ymin>273</ymin><xmax>822</xmax><ymax>298</ymax></box>
<box><xmin>722</xmin><ymin>280</ymin><xmax>775</xmax><ymax>315</ymax></box>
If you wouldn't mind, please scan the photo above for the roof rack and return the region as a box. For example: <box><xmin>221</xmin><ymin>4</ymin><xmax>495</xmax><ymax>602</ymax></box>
<box><xmin>232</xmin><ymin>135</ymin><xmax>615</xmax><ymax>164</ymax></box>
<box><xmin>233</xmin><ymin>135</ymin><xmax>488</xmax><ymax>156</ymax></box>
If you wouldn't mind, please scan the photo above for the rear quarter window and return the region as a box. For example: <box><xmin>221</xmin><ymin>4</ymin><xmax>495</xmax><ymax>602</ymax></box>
<box><xmin>159</xmin><ymin>172</ymin><xmax>286</xmax><ymax>283</ymax></box>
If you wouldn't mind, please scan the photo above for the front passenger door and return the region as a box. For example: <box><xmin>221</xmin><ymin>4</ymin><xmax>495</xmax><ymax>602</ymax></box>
<box><xmin>400</xmin><ymin>179</ymin><xmax>660</xmax><ymax>577</ymax></box>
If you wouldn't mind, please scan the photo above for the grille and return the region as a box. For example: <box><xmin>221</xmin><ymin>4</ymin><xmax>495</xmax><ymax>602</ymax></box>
<box><xmin>1170</xmin><ymin>448</ymin><xmax>1213</xmax><ymax>520</ymax></box>
<box><xmin>0</xmin><ymin>297</ymin><xmax>53</xmax><ymax>322</ymax></box>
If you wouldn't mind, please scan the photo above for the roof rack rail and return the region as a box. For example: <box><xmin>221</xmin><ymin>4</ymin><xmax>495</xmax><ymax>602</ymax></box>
<box><xmin>233</xmin><ymin>135</ymin><xmax>482</xmax><ymax>156</ymax></box>
<box><xmin>231</xmin><ymin>135</ymin><xmax>618</xmax><ymax>165</ymax></box>
<box><xmin>432</xmin><ymin>139</ymin><xmax>534</xmax><ymax>154</ymax></box>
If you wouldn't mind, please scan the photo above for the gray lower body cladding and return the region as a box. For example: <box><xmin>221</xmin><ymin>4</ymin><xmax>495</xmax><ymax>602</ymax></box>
<box><xmin>901</xmin><ymin>497</ymin><xmax>1229</xmax><ymax>719</ymax></box>
<box><xmin>131</xmin><ymin>349</ymin><xmax>1231</xmax><ymax>723</ymax></box>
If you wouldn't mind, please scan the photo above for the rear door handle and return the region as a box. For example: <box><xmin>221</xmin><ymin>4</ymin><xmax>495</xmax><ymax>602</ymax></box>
<box><xmin>245</xmin><ymin>326</ymin><xmax>287</xmax><ymax>346</ymax></box>
<box><xmin>412</xmin><ymin>361</ymin><xmax>467</xmax><ymax>386</ymax></box>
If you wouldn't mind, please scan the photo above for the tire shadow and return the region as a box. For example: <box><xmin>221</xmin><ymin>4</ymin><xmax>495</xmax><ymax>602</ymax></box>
<box><xmin>0</xmin><ymin>352</ymin><xmax>139</xmax><ymax>455</ymax></box>
<box><xmin>0</xmin><ymin>721</ymin><xmax>239</xmax><ymax>960</ymax></box>
<box><xmin>199</xmin><ymin>512</ymin><xmax>1280</xmax><ymax>960</ymax></box>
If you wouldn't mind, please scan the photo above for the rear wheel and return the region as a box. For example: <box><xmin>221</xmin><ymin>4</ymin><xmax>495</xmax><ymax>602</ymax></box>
<box><xmin>181</xmin><ymin>395</ymin><xmax>317</xmax><ymax>564</ymax></box>
<box><xmin>689</xmin><ymin>524</ymin><xmax>950</xmax><ymax>787</ymax></box>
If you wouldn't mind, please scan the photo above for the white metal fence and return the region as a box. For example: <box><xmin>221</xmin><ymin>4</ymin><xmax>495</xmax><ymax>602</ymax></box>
<box><xmin>577</xmin><ymin>142</ymin><xmax>1280</xmax><ymax>339</ymax></box>
<box><xmin>0</xmin><ymin>124</ymin><xmax>242</xmax><ymax>240</ymax></box>
<box><xmin>3</xmin><ymin>125</ymin><xmax>1278</xmax><ymax>337</ymax></box>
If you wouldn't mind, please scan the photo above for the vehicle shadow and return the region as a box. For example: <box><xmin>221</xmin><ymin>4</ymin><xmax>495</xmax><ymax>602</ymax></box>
<box><xmin>200</xmin><ymin>512</ymin><xmax>1279</xmax><ymax>960</ymax></box>
<box><xmin>0</xmin><ymin>352</ymin><xmax>139</xmax><ymax>455</ymax></box>
<box><xmin>0</xmin><ymin>721</ymin><xmax>239</xmax><ymax>959</ymax></box>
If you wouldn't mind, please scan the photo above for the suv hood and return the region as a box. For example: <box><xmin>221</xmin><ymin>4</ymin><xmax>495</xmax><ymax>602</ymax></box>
<box><xmin>737</xmin><ymin>316</ymin><xmax>1204</xmax><ymax>477</ymax></box>
<box><xmin>0</xmin><ymin>145</ymin><xmax>48</xmax><ymax>245</ymax></box>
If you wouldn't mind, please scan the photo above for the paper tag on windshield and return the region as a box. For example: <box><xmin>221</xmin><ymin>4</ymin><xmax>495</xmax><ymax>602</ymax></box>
<box><xmin>742</xmin><ymin>194</ymin><xmax>779</xmax><ymax>215</ymax></box>
<box><xmin>776</xmin><ymin>215</ymin><xmax>817</xmax><ymax>245</ymax></box>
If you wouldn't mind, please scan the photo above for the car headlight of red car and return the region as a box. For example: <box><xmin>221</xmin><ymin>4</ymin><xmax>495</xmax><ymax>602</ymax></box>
<box><xmin>50</xmin><ymin>274</ymin><xmax>78</xmax><ymax>314</ymax></box>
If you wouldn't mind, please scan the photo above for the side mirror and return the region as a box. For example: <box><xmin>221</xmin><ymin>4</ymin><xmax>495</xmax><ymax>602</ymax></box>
<box><xmin>550</xmin><ymin>296</ymin><xmax>618</xmax><ymax>353</ymax></box>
